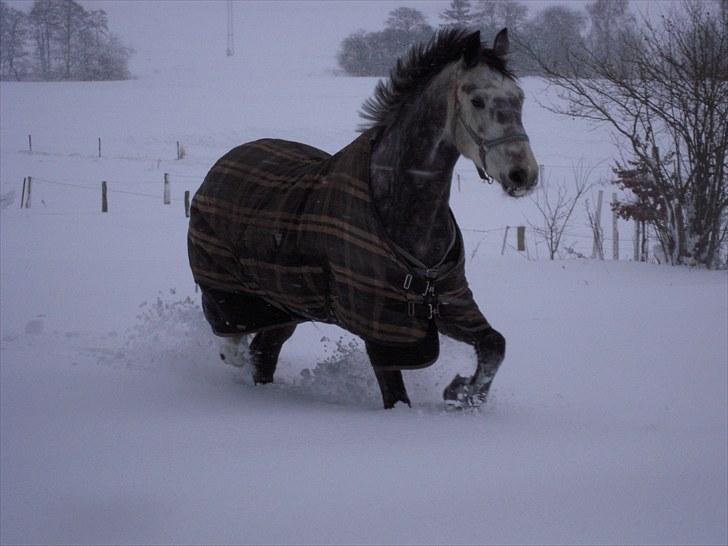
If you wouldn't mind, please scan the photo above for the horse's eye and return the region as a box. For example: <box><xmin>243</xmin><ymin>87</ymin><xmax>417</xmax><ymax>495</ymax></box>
<box><xmin>471</xmin><ymin>97</ymin><xmax>485</xmax><ymax>109</ymax></box>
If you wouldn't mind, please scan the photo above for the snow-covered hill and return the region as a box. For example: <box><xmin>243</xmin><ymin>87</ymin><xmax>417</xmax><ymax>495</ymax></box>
<box><xmin>1</xmin><ymin>2</ymin><xmax>726</xmax><ymax>544</ymax></box>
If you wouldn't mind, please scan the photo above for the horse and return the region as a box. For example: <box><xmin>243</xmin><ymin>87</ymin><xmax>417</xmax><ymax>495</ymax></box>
<box><xmin>188</xmin><ymin>28</ymin><xmax>538</xmax><ymax>409</ymax></box>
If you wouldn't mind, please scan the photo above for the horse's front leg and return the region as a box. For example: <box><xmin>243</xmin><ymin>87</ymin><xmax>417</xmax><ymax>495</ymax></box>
<box><xmin>365</xmin><ymin>342</ymin><xmax>412</xmax><ymax>409</ymax></box>
<box><xmin>439</xmin><ymin>323</ymin><xmax>505</xmax><ymax>408</ymax></box>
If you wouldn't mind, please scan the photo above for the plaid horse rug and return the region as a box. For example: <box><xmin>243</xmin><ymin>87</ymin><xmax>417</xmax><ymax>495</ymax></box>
<box><xmin>188</xmin><ymin>130</ymin><xmax>490</xmax><ymax>369</ymax></box>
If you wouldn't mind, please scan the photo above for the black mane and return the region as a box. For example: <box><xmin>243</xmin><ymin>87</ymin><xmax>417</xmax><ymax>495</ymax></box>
<box><xmin>359</xmin><ymin>27</ymin><xmax>513</xmax><ymax>131</ymax></box>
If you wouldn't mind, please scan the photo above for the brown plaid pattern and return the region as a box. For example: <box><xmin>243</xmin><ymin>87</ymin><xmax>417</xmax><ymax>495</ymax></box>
<box><xmin>188</xmin><ymin>130</ymin><xmax>490</xmax><ymax>346</ymax></box>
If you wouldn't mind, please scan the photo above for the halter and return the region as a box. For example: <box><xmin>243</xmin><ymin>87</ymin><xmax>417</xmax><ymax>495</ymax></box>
<box><xmin>451</xmin><ymin>71</ymin><xmax>530</xmax><ymax>183</ymax></box>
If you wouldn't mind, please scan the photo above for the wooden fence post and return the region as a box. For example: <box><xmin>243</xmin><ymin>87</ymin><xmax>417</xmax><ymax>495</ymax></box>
<box><xmin>612</xmin><ymin>192</ymin><xmax>619</xmax><ymax>260</ymax></box>
<box><xmin>98</xmin><ymin>137</ymin><xmax>102</xmax><ymax>158</ymax></box>
<box><xmin>20</xmin><ymin>178</ymin><xmax>26</xmax><ymax>209</ymax></box>
<box><xmin>177</xmin><ymin>141</ymin><xmax>181</xmax><ymax>160</ymax></box>
<box><xmin>592</xmin><ymin>190</ymin><xmax>604</xmax><ymax>259</ymax></box>
<box><xmin>501</xmin><ymin>226</ymin><xmax>510</xmax><ymax>256</ymax></box>
<box><xmin>28</xmin><ymin>134</ymin><xmax>32</xmax><ymax>153</ymax></box>
<box><xmin>184</xmin><ymin>190</ymin><xmax>190</xmax><ymax>217</ymax></box>
<box><xmin>517</xmin><ymin>225</ymin><xmax>526</xmax><ymax>252</ymax></box>
<box><xmin>24</xmin><ymin>176</ymin><xmax>32</xmax><ymax>208</ymax></box>
<box><xmin>101</xmin><ymin>181</ymin><xmax>108</xmax><ymax>212</ymax></box>
<box><xmin>163</xmin><ymin>173</ymin><xmax>171</xmax><ymax>204</ymax></box>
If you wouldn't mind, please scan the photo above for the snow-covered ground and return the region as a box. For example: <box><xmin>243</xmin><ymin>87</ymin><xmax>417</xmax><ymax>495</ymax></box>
<box><xmin>1</xmin><ymin>2</ymin><xmax>727</xmax><ymax>545</ymax></box>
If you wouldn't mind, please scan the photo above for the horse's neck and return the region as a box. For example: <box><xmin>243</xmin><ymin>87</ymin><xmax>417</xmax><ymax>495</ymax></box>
<box><xmin>370</xmin><ymin>69</ymin><xmax>460</xmax><ymax>268</ymax></box>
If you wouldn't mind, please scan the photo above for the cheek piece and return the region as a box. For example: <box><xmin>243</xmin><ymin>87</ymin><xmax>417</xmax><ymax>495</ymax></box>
<box><xmin>451</xmin><ymin>77</ymin><xmax>529</xmax><ymax>184</ymax></box>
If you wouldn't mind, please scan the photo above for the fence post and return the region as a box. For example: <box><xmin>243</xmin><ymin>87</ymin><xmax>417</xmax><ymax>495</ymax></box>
<box><xmin>501</xmin><ymin>226</ymin><xmax>510</xmax><ymax>256</ymax></box>
<box><xmin>457</xmin><ymin>173</ymin><xmax>461</xmax><ymax>192</ymax></box>
<box><xmin>98</xmin><ymin>137</ymin><xmax>102</xmax><ymax>158</ymax></box>
<box><xmin>20</xmin><ymin>178</ymin><xmax>26</xmax><ymax>209</ymax></box>
<box><xmin>539</xmin><ymin>164</ymin><xmax>545</xmax><ymax>184</ymax></box>
<box><xmin>177</xmin><ymin>141</ymin><xmax>181</xmax><ymax>160</ymax></box>
<box><xmin>612</xmin><ymin>193</ymin><xmax>619</xmax><ymax>260</ymax></box>
<box><xmin>184</xmin><ymin>190</ymin><xmax>190</xmax><ymax>218</ymax></box>
<box><xmin>163</xmin><ymin>173</ymin><xmax>171</xmax><ymax>204</ymax></box>
<box><xmin>28</xmin><ymin>134</ymin><xmax>32</xmax><ymax>153</ymax></box>
<box><xmin>517</xmin><ymin>225</ymin><xmax>526</xmax><ymax>252</ymax></box>
<box><xmin>101</xmin><ymin>181</ymin><xmax>108</xmax><ymax>212</ymax></box>
<box><xmin>24</xmin><ymin>176</ymin><xmax>32</xmax><ymax>208</ymax></box>
<box><xmin>592</xmin><ymin>190</ymin><xmax>604</xmax><ymax>259</ymax></box>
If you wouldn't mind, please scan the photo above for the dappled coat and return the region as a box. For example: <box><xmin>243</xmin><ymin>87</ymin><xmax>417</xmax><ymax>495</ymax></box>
<box><xmin>187</xmin><ymin>130</ymin><xmax>490</xmax><ymax>367</ymax></box>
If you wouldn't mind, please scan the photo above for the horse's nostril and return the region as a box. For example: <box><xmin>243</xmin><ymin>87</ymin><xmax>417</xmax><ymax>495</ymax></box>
<box><xmin>509</xmin><ymin>168</ymin><xmax>528</xmax><ymax>185</ymax></box>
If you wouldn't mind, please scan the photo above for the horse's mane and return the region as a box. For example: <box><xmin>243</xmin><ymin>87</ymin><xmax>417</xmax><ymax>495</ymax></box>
<box><xmin>359</xmin><ymin>27</ymin><xmax>514</xmax><ymax>132</ymax></box>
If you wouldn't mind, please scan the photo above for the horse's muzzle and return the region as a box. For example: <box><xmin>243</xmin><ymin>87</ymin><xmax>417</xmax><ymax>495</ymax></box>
<box><xmin>501</xmin><ymin>166</ymin><xmax>537</xmax><ymax>197</ymax></box>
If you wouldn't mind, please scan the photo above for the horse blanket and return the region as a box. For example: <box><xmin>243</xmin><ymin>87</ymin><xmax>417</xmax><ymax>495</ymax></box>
<box><xmin>187</xmin><ymin>130</ymin><xmax>490</xmax><ymax>368</ymax></box>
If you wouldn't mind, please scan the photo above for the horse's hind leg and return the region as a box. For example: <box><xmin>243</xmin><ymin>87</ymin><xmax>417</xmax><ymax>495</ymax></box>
<box><xmin>219</xmin><ymin>335</ymin><xmax>250</xmax><ymax>367</ymax></box>
<box><xmin>249</xmin><ymin>324</ymin><xmax>297</xmax><ymax>384</ymax></box>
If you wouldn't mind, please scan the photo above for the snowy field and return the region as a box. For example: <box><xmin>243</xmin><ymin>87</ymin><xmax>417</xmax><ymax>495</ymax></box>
<box><xmin>1</xmin><ymin>2</ymin><xmax>727</xmax><ymax>545</ymax></box>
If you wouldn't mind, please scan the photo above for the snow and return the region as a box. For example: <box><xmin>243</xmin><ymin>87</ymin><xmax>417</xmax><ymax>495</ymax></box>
<box><xmin>1</xmin><ymin>2</ymin><xmax>727</xmax><ymax>544</ymax></box>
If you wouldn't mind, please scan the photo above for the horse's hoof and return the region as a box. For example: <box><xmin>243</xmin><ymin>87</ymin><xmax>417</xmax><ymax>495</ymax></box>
<box><xmin>442</xmin><ymin>374</ymin><xmax>469</xmax><ymax>400</ymax></box>
<box><xmin>253</xmin><ymin>373</ymin><xmax>274</xmax><ymax>385</ymax></box>
<box><xmin>383</xmin><ymin>397</ymin><xmax>411</xmax><ymax>410</ymax></box>
<box><xmin>443</xmin><ymin>374</ymin><xmax>489</xmax><ymax>409</ymax></box>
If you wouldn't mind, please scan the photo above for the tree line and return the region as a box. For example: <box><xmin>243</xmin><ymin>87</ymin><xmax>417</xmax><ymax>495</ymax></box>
<box><xmin>337</xmin><ymin>0</ymin><xmax>636</xmax><ymax>77</ymax></box>
<box><xmin>1</xmin><ymin>0</ymin><xmax>132</xmax><ymax>81</ymax></box>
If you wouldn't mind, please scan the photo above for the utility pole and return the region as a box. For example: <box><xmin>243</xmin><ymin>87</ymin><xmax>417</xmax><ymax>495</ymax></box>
<box><xmin>226</xmin><ymin>0</ymin><xmax>235</xmax><ymax>57</ymax></box>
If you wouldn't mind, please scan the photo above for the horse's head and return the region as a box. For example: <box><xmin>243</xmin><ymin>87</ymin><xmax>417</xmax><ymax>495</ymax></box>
<box><xmin>449</xmin><ymin>29</ymin><xmax>538</xmax><ymax>197</ymax></box>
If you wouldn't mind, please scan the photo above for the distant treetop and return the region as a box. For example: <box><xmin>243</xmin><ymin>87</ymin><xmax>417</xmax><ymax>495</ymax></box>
<box><xmin>1</xmin><ymin>0</ymin><xmax>133</xmax><ymax>81</ymax></box>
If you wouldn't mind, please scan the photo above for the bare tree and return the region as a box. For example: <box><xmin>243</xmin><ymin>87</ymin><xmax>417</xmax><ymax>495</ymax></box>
<box><xmin>585</xmin><ymin>189</ymin><xmax>605</xmax><ymax>260</ymax></box>
<box><xmin>19</xmin><ymin>0</ymin><xmax>131</xmax><ymax>81</ymax></box>
<box><xmin>0</xmin><ymin>1</ymin><xmax>30</xmax><ymax>80</ymax></box>
<box><xmin>525</xmin><ymin>1</ymin><xmax>728</xmax><ymax>267</ymax></box>
<box><xmin>29</xmin><ymin>0</ymin><xmax>62</xmax><ymax>79</ymax></box>
<box><xmin>385</xmin><ymin>7</ymin><xmax>429</xmax><ymax>33</ymax></box>
<box><xmin>471</xmin><ymin>0</ymin><xmax>498</xmax><ymax>32</ymax></box>
<box><xmin>496</xmin><ymin>0</ymin><xmax>528</xmax><ymax>32</ymax></box>
<box><xmin>585</xmin><ymin>0</ymin><xmax>636</xmax><ymax>65</ymax></box>
<box><xmin>57</xmin><ymin>0</ymin><xmax>85</xmax><ymax>79</ymax></box>
<box><xmin>520</xmin><ymin>4</ymin><xmax>587</xmax><ymax>74</ymax></box>
<box><xmin>440</xmin><ymin>0</ymin><xmax>473</xmax><ymax>29</ymax></box>
<box><xmin>529</xmin><ymin>162</ymin><xmax>593</xmax><ymax>260</ymax></box>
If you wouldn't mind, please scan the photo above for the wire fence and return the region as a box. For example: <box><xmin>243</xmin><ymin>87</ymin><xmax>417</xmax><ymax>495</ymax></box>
<box><xmin>13</xmin><ymin>172</ymin><xmax>659</xmax><ymax>262</ymax></box>
<box><xmin>16</xmin><ymin>135</ymin><xmax>620</xmax><ymax>178</ymax></box>
<box><xmin>10</xmin><ymin>137</ymin><xmax>654</xmax><ymax>262</ymax></box>
<box><xmin>27</xmin><ymin>176</ymin><xmax>188</xmax><ymax>203</ymax></box>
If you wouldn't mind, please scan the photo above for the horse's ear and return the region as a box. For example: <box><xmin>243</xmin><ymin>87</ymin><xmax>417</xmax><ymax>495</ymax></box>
<box><xmin>461</xmin><ymin>30</ymin><xmax>481</xmax><ymax>69</ymax></box>
<box><xmin>493</xmin><ymin>28</ymin><xmax>509</xmax><ymax>57</ymax></box>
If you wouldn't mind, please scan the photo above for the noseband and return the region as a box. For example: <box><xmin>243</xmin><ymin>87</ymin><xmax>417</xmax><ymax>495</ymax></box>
<box><xmin>452</xmin><ymin>73</ymin><xmax>529</xmax><ymax>183</ymax></box>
